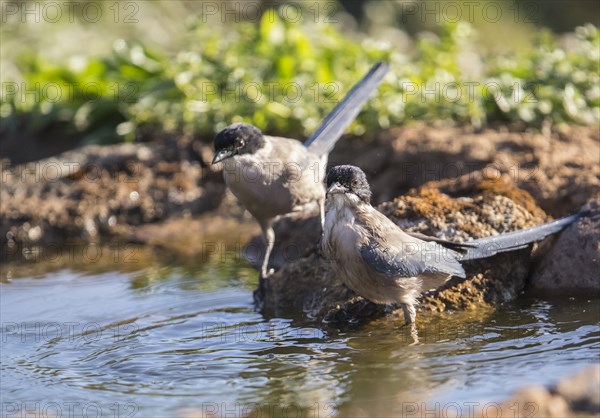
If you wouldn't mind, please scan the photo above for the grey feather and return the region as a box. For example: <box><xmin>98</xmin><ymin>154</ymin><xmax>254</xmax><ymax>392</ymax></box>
<box><xmin>405</xmin><ymin>231</ymin><xmax>477</xmax><ymax>251</ymax></box>
<box><xmin>360</xmin><ymin>237</ymin><xmax>466</xmax><ymax>279</ymax></box>
<box><xmin>459</xmin><ymin>210</ymin><xmax>585</xmax><ymax>261</ymax></box>
<box><xmin>360</xmin><ymin>242</ymin><xmax>426</xmax><ymax>277</ymax></box>
<box><xmin>304</xmin><ymin>62</ymin><xmax>389</xmax><ymax>156</ymax></box>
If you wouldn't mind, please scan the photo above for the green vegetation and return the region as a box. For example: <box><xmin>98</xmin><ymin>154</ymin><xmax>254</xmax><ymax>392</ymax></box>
<box><xmin>1</xmin><ymin>7</ymin><xmax>598</xmax><ymax>145</ymax></box>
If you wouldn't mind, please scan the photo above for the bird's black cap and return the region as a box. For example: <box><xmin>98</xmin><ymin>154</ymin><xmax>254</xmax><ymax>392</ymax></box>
<box><xmin>213</xmin><ymin>123</ymin><xmax>265</xmax><ymax>164</ymax></box>
<box><xmin>326</xmin><ymin>165</ymin><xmax>372</xmax><ymax>203</ymax></box>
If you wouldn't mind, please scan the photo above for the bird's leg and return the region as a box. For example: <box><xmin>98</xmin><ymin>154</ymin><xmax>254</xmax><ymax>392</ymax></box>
<box><xmin>318</xmin><ymin>198</ymin><xmax>325</xmax><ymax>234</ymax></box>
<box><xmin>400</xmin><ymin>303</ymin><xmax>419</xmax><ymax>344</ymax></box>
<box><xmin>401</xmin><ymin>303</ymin><xmax>416</xmax><ymax>325</ymax></box>
<box><xmin>260</xmin><ymin>219</ymin><xmax>276</xmax><ymax>279</ymax></box>
<box><xmin>311</xmin><ymin>198</ymin><xmax>325</xmax><ymax>257</ymax></box>
<box><xmin>408</xmin><ymin>322</ymin><xmax>419</xmax><ymax>345</ymax></box>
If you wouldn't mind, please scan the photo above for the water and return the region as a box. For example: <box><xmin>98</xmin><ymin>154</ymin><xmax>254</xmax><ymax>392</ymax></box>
<box><xmin>1</xmin><ymin>248</ymin><xmax>599</xmax><ymax>417</ymax></box>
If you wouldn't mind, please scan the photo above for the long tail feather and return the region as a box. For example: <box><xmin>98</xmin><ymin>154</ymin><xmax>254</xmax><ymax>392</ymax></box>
<box><xmin>459</xmin><ymin>210</ymin><xmax>586</xmax><ymax>261</ymax></box>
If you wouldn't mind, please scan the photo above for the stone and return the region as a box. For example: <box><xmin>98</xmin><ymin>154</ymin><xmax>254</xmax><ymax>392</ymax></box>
<box><xmin>496</xmin><ymin>364</ymin><xmax>600</xmax><ymax>417</ymax></box>
<box><xmin>553</xmin><ymin>364</ymin><xmax>600</xmax><ymax>414</ymax></box>
<box><xmin>530</xmin><ymin>199</ymin><xmax>600</xmax><ymax>296</ymax></box>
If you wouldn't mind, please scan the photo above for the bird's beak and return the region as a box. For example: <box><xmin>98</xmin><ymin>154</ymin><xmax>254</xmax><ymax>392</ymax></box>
<box><xmin>212</xmin><ymin>149</ymin><xmax>235</xmax><ymax>165</ymax></box>
<box><xmin>327</xmin><ymin>182</ymin><xmax>347</xmax><ymax>195</ymax></box>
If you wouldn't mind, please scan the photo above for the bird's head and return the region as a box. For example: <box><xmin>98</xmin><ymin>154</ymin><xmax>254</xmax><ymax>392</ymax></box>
<box><xmin>212</xmin><ymin>123</ymin><xmax>265</xmax><ymax>164</ymax></box>
<box><xmin>326</xmin><ymin>165</ymin><xmax>372</xmax><ymax>204</ymax></box>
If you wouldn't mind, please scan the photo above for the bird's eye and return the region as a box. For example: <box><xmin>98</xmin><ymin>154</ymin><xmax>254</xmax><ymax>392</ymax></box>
<box><xmin>235</xmin><ymin>139</ymin><xmax>245</xmax><ymax>148</ymax></box>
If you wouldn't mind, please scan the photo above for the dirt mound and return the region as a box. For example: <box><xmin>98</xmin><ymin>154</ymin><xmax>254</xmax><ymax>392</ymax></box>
<box><xmin>1</xmin><ymin>135</ymin><xmax>224</xmax><ymax>259</ymax></box>
<box><xmin>332</xmin><ymin>123</ymin><xmax>599</xmax><ymax>216</ymax></box>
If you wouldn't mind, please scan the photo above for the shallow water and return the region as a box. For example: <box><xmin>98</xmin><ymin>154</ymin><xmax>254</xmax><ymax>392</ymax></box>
<box><xmin>1</xmin><ymin>249</ymin><xmax>599</xmax><ymax>417</ymax></box>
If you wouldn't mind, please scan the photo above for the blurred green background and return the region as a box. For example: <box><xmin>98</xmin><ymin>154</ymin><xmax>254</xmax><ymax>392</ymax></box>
<box><xmin>1</xmin><ymin>0</ymin><xmax>598</xmax><ymax>161</ymax></box>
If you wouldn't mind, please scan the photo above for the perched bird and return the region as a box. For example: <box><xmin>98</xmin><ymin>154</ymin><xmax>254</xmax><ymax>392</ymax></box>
<box><xmin>212</xmin><ymin>62</ymin><xmax>389</xmax><ymax>278</ymax></box>
<box><xmin>322</xmin><ymin>165</ymin><xmax>586</xmax><ymax>325</ymax></box>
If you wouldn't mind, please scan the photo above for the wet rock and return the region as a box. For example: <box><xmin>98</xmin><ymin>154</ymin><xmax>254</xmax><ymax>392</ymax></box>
<box><xmin>256</xmin><ymin>246</ymin><xmax>393</xmax><ymax>323</ymax></box>
<box><xmin>256</xmin><ymin>177</ymin><xmax>549</xmax><ymax>324</ymax></box>
<box><xmin>530</xmin><ymin>199</ymin><xmax>600</xmax><ymax>296</ymax></box>
<box><xmin>257</xmin><ymin>252</ymin><xmax>357</xmax><ymax>320</ymax></box>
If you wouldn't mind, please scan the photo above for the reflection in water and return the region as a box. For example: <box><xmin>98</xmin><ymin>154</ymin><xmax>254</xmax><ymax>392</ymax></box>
<box><xmin>1</xmin><ymin>252</ymin><xmax>599</xmax><ymax>417</ymax></box>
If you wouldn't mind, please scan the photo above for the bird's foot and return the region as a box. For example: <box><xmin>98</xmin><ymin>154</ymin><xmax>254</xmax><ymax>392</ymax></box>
<box><xmin>259</xmin><ymin>268</ymin><xmax>275</xmax><ymax>280</ymax></box>
<box><xmin>401</xmin><ymin>304</ymin><xmax>417</xmax><ymax>326</ymax></box>
<box><xmin>254</xmin><ymin>269</ymin><xmax>274</xmax><ymax>311</ymax></box>
<box><xmin>389</xmin><ymin>307</ymin><xmax>419</xmax><ymax>344</ymax></box>
<box><xmin>407</xmin><ymin>322</ymin><xmax>419</xmax><ymax>345</ymax></box>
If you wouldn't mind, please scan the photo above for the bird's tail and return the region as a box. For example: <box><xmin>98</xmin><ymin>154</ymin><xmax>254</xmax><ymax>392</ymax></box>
<box><xmin>458</xmin><ymin>210</ymin><xmax>587</xmax><ymax>261</ymax></box>
<box><xmin>304</xmin><ymin>62</ymin><xmax>389</xmax><ymax>157</ymax></box>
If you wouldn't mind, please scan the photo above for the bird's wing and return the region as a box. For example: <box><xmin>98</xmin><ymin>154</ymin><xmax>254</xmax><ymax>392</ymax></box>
<box><xmin>459</xmin><ymin>210</ymin><xmax>586</xmax><ymax>261</ymax></box>
<box><xmin>405</xmin><ymin>231</ymin><xmax>477</xmax><ymax>251</ymax></box>
<box><xmin>304</xmin><ymin>62</ymin><xmax>389</xmax><ymax>157</ymax></box>
<box><xmin>359</xmin><ymin>210</ymin><xmax>466</xmax><ymax>279</ymax></box>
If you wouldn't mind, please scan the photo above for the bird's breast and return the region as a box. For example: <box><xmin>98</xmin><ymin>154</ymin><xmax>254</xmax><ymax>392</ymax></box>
<box><xmin>323</xmin><ymin>201</ymin><xmax>363</xmax><ymax>265</ymax></box>
<box><xmin>221</xmin><ymin>147</ymin><xmax>323</xmax><ymax>221</ymax></box>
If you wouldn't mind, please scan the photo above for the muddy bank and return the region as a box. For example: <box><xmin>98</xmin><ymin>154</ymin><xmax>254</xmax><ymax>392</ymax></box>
<box><xmin>1</xmin><ymin>134</ymin><xmax>227</xmax><ymax>258</ymax></box>
<box><xmin>2</xmin><ymin>123</ymin><xmax>598</xmax><ymax>292</ymax></box>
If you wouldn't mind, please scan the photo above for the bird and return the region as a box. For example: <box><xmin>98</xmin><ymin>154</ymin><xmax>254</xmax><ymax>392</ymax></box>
<box><xmin>322</xmin><ymin>165</ymin><xmax>587</xmax><ymax>325</ymax></box>
<box><xmin>212</xmin><ymin>62</ymin><xmax>389</xmax><ymax>278</ymax></box>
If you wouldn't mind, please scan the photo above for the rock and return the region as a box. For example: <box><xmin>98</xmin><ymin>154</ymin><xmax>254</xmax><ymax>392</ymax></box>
<box><xmin>256</xmin><ymin>243</ymin><xmax>393</xmax><ymax>323</ymax></box>
<box><xmin>256</xmin><ymin>252</ymin><xmax>367</xmax><ymax>321</ymax></box>
<box><xmin>552</xmin><ymin>364</ymin><xmax>600</xmax><ymax>414</ymax></box>
<box><xmin>256</xmin><ymin>177</ymin><xmax>549</xmax><ymax>324</ymax></box>
<box><xmin>495</xmin><ymin>386</ymin><xmax>570</xmax><ymax>418</ymax></box>
<box><xmin>530</xmin><ymin>199</ymin><xmax>600</xmax><ymax>296</ymax></box>
<box><xmin>495</xmin><ymin>364</ymin><xmax>600</xmax><ymax>417</ymax></box>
